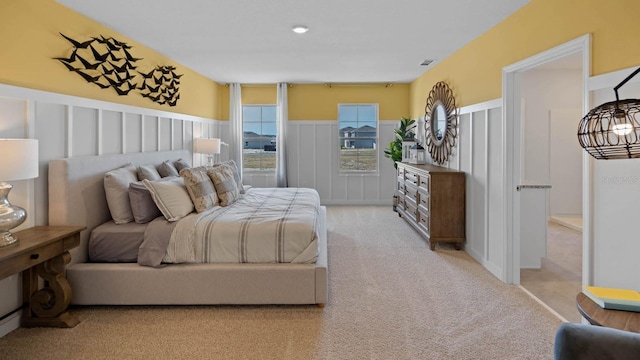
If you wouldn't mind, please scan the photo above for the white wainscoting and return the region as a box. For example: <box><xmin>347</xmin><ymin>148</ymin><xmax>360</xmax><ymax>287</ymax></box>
<box><xmin>0</xmin><ymin>83</ymin><xmax>222</xmax><ymax>337</ymax></box>
<box><xmin>246</xmin><ymin>120</ymin><xmax>398</xmax><ymax>205</ymax></box>
<box><xmin>429</xmin><ymin>99</ymin><xmax>505</xmax><ymax>280</ymax></box>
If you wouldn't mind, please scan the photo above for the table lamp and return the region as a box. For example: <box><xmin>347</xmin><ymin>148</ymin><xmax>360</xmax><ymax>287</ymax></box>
<box><xmin>0</xmin><ymin>139</ymin><xmax>39</xmax><ymax>247</ymax></box>
<box><xmin>194</xmin><ymin>138</ymin><xmax>221</xmax><ymax>166</ymax></box>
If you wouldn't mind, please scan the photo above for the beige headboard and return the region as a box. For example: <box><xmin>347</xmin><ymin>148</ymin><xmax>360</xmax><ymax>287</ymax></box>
<box><xmin>48</xmin><ymin>150</ymin><xmax>191</xmax><ymax>264</ymax></box>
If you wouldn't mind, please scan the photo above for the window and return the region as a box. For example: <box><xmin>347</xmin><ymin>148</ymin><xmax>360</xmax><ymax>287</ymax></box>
<box><xmin>338</xmin><ymin>104</ymin><xmax>378</xmax><ymax>172</ymax></box>
<box><xmin>243</xmin><ymin>105</ymin><xmax>277</xmax><ymax>172</ymax></box>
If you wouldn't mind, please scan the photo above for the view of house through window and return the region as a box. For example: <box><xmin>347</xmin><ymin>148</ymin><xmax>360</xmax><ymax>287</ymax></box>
<box><xmin>338</xmin><ymin>104</ymin><xmax>378</xmax><ymax>172</ymax></box>
<box><xmin>243</xmin><ymin>105</ymin><xmax>277</xmax><ymax>172</ymax></box>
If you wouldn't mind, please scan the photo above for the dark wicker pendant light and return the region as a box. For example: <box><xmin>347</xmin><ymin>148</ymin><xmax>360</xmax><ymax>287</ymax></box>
<box><xmin>578</xmin><ymin>67</ymin><xmax>640</xmax><ymax>160</ymax></box>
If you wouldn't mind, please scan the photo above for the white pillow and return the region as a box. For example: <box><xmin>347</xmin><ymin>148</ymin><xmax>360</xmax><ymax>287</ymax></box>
<box><xmin>142</xmin><ymin>177</ymin><xmax>194</xmax><ymax>221</ymax></box>
<box><xmin>104</xmin><ymin>164</ymin><xmax>138</xmax><ymax>224</ymax></box>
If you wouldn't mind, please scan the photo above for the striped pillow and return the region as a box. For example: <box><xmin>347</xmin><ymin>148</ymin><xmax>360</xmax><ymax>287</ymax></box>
<box><xmin>142</xmin><ymin>177</ymin><xmax>194</xmax><ymax>221</ymax></box>
<box><xmin>180</xmin><ymin>167</ymin><xmax>218</xmax><ymax>212</ymax></box>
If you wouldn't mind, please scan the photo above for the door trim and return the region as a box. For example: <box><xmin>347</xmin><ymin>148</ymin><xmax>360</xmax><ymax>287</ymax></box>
<box><xmin>501</xmin><ymin>34</ymin><xmax>591</xmax><ymax>284</ymax></box>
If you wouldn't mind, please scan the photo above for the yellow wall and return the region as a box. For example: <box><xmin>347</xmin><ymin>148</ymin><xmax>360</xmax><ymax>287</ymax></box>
<box><xmin>288</xmin><ymin>84</ymin><xmax>410</xmax><ymax>120</ymax></box>
<box><xmin>0</xmin><ymin>0</ymin><xmax>222</xmax><ymax>119</ymax></box>
<box><xmin>409</xmin><ymin>0</ymin><xmax>640</xmax><ymax>118</ymax></box>
<box><xmin>215</xmin><ymin>83</ymin><xmax>410</xmax><ymax>121</ymax></box>
<box><xmin>242</xmin><ymin>86</ymin><xmax>277</xmax><ymax>105</ymax></box>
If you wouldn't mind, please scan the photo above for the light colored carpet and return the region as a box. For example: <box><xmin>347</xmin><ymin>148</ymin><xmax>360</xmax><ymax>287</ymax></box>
<box><xmin>0</xmin><ymin>206</ymin><xmax>562</xmax><ymax>359</ymax></box>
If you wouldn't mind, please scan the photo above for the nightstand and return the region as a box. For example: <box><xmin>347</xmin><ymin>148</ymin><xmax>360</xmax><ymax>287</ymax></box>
<box><xmin>0</xmin><ymin>226</ymin><xmax>84</xmax><ymax>328</ymax></box>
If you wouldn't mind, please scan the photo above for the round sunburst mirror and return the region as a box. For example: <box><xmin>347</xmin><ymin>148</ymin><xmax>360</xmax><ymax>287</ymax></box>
<box><xmin>424</xmin><ymin>81</ymin><xmax>458</xmax><ymax>165</ymax></box>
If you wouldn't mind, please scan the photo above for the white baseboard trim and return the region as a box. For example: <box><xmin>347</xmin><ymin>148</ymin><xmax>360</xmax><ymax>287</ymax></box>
<box><xmin>0</xmin><ymin>310</ymin><xmax>21</xmax><ymax>338</ymax></box>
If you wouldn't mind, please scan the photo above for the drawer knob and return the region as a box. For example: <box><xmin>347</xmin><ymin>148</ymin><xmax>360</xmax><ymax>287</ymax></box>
<box><xmin>30</xmin><ymin>253</ymin><xmax>39</xmax><ymax>260</ymax></box>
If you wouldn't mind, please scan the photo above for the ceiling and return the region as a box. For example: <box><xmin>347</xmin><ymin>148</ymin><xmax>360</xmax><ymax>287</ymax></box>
<box><xmin>56</xmin><ymin>0</ymin><xmax>530</xmax><ymax>84</ymax></box>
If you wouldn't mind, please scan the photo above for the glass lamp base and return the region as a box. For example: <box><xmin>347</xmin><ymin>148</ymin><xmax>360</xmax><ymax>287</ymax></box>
<box><xmin>0</xmin><ymin>231</ymin><xmax>18</xmax><ymax>247</ymax></box>
<box><xmin>0</xmin><ymin>182</ymin><xmax>26</xmax><ymax>247</ymax></box>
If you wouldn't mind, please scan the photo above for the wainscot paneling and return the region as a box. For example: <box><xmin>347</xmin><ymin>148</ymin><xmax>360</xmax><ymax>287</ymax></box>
<box><xmin>271</xmin><ymin>120</ymin><xmax>397</xmax><ymax>205</ymax></box>
<box><xmin>423</xmin><ymin>99</ymin><xmax>505</xmax><ymax>281</ymax></box>
<box><xmin>0</xmin><ymin>83</ymin><xmax>223</xmax><ymax>338</ymax></box>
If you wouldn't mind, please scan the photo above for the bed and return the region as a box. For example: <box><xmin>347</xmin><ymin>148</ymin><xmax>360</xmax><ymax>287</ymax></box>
<box><xmin>48</xmin><ymin>150</ymin><xmax>328</xmax><ymax>306</ymax></box>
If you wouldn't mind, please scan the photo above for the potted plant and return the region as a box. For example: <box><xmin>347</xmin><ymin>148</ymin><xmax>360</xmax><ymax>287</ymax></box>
<box><xmin>384</xmin><ymin>117</ymin><xmax>416</xmax><ymax>211</ymax></box>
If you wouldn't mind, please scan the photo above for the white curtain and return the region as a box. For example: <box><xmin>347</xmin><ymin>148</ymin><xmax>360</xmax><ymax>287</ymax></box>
<box><xmin>276</xmin><ymin>82</ymin><xmax>288</xmax><ymax>187</ymax></box>
<box><xmin>229</xmin><ymin>83</ymin><xmax>243</xmax><ymax>180</ymax></box>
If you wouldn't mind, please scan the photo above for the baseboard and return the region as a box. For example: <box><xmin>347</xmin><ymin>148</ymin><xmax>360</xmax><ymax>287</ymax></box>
<box><xmin>0</xmin><ymin>310</ymin><xmax>21</xmax><ymax>338</ymax></box>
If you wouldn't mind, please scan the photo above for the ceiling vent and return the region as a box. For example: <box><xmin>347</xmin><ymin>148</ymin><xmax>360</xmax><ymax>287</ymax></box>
<box><xmin>420</xmin><ymin>59</ymin><xmax>434</xmax><ymax>66</ymax></box>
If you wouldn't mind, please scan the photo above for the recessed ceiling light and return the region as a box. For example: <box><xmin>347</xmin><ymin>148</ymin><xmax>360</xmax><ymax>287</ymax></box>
<box><xmin>292</xmin><ymin>25</ymin><xmax>309</xmax><ymax>34</ymax></box>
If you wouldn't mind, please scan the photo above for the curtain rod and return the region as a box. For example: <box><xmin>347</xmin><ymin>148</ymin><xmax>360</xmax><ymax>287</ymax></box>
<box><xmin>323</xmin><ymin>83</ymin><xmax>394</xmax><ymax>88</ymax></box>
<box><xmin>223</xmin><ymin>83</ymin><xmax>396</xmax><ymax>88</ymax></box>
<box><xmin>224</xmin><ymin>83</ymin><xmax>293</xmax><ymax>88</ymax></box>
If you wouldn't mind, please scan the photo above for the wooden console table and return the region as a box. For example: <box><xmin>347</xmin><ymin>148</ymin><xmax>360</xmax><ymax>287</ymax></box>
<box><xmin>577</xmin><ymin>292</ymin><xmax>640</xmax><ymax>333</ymax></box>
<box><xmin>0</xmin><ymin>226</ymin><xmax>84</xmax><ymax>328</ymax></box>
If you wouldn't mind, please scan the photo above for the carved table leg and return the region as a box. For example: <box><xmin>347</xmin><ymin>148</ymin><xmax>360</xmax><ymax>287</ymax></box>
<box><xmin>21</xmin><ymin>252</ymin><xmax>79</xmax><ymax>328</ymax></box>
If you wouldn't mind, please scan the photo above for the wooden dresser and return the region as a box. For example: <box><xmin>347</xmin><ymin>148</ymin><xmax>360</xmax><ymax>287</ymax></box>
<box><xmin>396</xmin><ymin>162</ymin><xmax>465</xmax><ymax>250</ymax></box>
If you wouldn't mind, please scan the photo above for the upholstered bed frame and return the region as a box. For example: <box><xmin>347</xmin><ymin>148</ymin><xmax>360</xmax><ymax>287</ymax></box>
<box><xmin>48</xmin><ymin>150</ymin><xmax>328</xmax><ymax>306</ymax></box>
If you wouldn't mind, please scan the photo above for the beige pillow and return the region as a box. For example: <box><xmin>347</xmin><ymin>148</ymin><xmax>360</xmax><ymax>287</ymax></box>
<box><xmin>137</xmin><ymin>164</ymin><xmax>161</xmax><ymax>181</ymax></box>
<box><xmin>142</xmin><ymin>177</ymin><xmax>194</xmax><ymax>221</ymax></box>
<box><xmin>180</xmin><ymin>167</ymin><xmax>218</xmax><ymax>212</ymax></box>
<box><xmin>104</xmin><ymin>164</ymin><xmax>138</xmax><ymax>224</ymax></box>
<box><xmin>224</xmin><ymin>160</ymin><xmax>245</xmax><ymax>194</ymax></box>
<box><xmin>209</xmin><ymin>160</ymin><xmax>245</xmax><ymax>194</ymax></box>
<box><xmin>206</xmin><ymin>165</ymin><xmax>240</xmax><ymax>207</ymax></box>
<box><xmin>158</xmin><ymin>160</ymin><xmax>179</xmax><ymax>177</ymax></box>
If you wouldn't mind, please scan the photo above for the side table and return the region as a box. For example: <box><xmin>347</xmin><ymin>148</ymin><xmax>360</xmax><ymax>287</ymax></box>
<box><xmin>0</xmin><ymin>226</ymin><xmax>84</xmax><ymax>328</ymax></box>
<box><xmin>576</xmin><ymin>292</ymin><xmax>640</xmax><ymax>333</ymax></box>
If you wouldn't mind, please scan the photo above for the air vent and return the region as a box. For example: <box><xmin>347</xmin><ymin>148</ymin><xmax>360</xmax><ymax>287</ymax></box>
<box><xmin>420</xmin><ymin>59</ymin><xmax>434</xmax><ymax>66</ymax></box>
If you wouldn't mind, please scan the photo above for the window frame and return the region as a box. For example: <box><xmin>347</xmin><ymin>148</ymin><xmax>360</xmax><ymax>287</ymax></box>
<box><xmin>337</xmin><ymin>103</ymin><xmax>379</xmax><ymax>175</ymax></box>
<box><xmin>242</xmin><ymin>104</ymin><xmax>278</xmax><ymax>174</ymax></box>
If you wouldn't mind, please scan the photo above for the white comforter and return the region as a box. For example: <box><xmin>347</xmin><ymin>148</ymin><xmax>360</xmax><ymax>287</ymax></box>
<box><xmin>161</xmin><ymin>187</ymin><xmax>320</xmax><ymax>264</ymax></box>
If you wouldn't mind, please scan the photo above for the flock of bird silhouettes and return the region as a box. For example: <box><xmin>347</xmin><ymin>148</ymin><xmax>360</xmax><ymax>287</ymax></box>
<box><xmin>55</xmin><ymin>33</ymin><xmax>182</xmax><ymax>107</ymax></box>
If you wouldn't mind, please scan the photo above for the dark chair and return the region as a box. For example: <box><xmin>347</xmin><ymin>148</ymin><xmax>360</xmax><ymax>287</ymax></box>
<box><xmin>554</xmin><ymin>322</ymin><xmax>640</xmax><ymax>359</ymax></box>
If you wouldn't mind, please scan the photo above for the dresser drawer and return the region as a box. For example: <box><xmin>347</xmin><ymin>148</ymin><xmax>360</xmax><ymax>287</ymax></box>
<box><xmin>404</xmin><ymin>171</ymin><xmax>418</xmax><ymax>186</ymax></box>
<box><xmin>405</xmin><ymin>183</ymin><xmax>418</xmax><ymax>203</ymax></box>
<box><xmin>397</xmin><ymin>178</ymin><xmax>406</xmax><ymax>193</ymax></box>
<box><xmin>417</xmin><ymin>207</ymin><xmax>429</xmax><ymax>234</ymax></box>
<box><xmin>418</xmin><ymin>174</ymin><xmax>430</xmax><ymax>190</ymax></box>
<box><xmin>405</xmin><ymin>201</ymin><xmax>418</xmax><ymax>220</ymax></box>
<box><xmin>418</xmin><ymin>187</ymin><xmax>429</xmax><ymax>209</ymax></box>
<box><xmin>0</xmin><ymin>240</ymin><xmax>62</xmax><ymax>278</ymax></box>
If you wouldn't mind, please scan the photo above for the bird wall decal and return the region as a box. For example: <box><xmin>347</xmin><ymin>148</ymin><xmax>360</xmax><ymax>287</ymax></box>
<box><xmin>54</xmin><ymin>33</ymin><xmax>182</xmax><ymax>106</ymax></box>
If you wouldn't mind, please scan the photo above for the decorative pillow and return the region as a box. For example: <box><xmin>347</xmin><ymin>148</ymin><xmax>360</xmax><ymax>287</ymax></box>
<box><xmin>104</xmin><ymin>163</ymin><xmax>138</xmax><ymax>224</ymax></box>
<box><xmin>142</xmin><ymin>177</ymin><xmax>194</xmax><ymax>221</ymax></box>
<box><xmin>129</xmin><ymin>181</ymin><xmax>163</xmax><ymax>223</ymax></box>
<box><xmin>224</xmin><ymin>160</ymin><xmax>245</xmax><ymax>194</ymax></box>
<box><xmin>206</xmin><ymin>165</ymin><xmax>240</xmax><ymax>207</ymax></box>
<box><xmin>137</xmin><ymin>164</ymin><xmax>161</xmax><ymax>181</ymax></box>
<box><xmin>209</xmin><ymin>160</ymin><xmax>245</xmax><ymax>194</ymax></box>
<box><xmin>174</xmin><ymin>158</ymin><xmax>190</xmax><ymax>172</ymax></box>
<box><xmin>158</xmin><ymin>160</ymin><xmax>179</xmax><ymax>177</ymax></box>
<box><xmin>180</xmin><ymin>167</ymin><xmax>218</xmax><ymax>212</ymax></box>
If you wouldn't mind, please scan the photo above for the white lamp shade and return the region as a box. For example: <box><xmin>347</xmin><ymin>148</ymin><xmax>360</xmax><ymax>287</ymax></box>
<box><xmin>194</xmin><ymin>138</ymin><xmax>221</xmax><ymax>155</ymax></box>
<box><xmin>0</xmin><ymin>139</ymin><xmax>38</xmax><ymax>181</ymax></box>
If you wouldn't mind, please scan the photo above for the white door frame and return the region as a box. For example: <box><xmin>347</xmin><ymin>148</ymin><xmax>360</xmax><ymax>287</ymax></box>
<box><xmin>502</xmin><ymin>34</ymin><xmax>592</xmax><ymax>284</ymax></box>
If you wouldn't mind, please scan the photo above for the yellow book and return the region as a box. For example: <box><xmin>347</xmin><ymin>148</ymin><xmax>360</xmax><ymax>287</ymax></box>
<box><xmin>582</xmin><ymin>285</ymin><xmax>640</xmax><ymax>312</ymax></box>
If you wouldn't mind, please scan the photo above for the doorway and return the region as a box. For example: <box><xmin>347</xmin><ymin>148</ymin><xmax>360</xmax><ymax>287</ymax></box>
<box><xmin>502</xmin><ymin>35</ymin><xmax>591</xmax><ymax>319</ymax></box>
